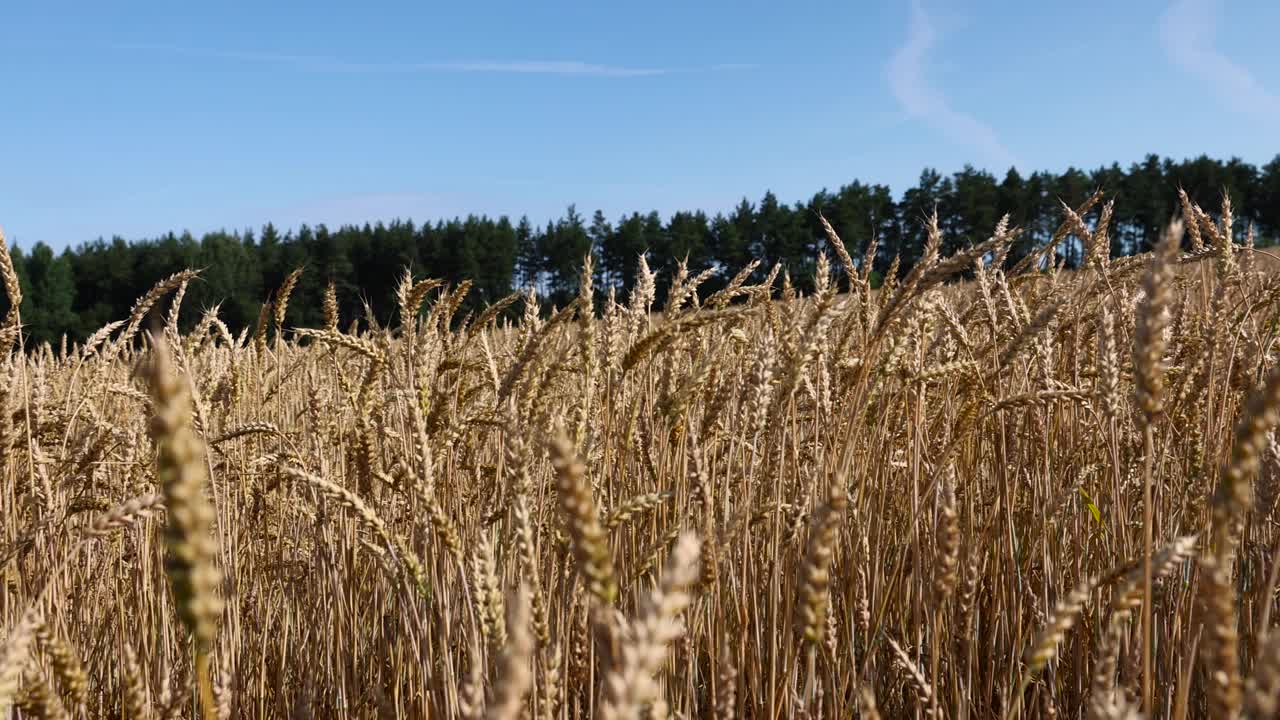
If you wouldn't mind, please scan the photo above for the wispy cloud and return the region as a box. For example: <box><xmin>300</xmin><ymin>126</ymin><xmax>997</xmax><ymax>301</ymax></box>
<box><xmin>420</xmin><ymin>61</ymin><xmax>664</xmax><ymax>77</ymax></box>
<box><xmin>886</xmin><ymin>0</ymin><xmax>1017</xmax><ymax>171</ymax></box>
<box><xmin>115</xmin><ymin>44</ymin><xmax>751</xmax><ymax>78</ymax></box>
<box><xmin>1159</xmin><ymin>0</ymin><xmax>1280</xmax><ymax>120</ymax></box>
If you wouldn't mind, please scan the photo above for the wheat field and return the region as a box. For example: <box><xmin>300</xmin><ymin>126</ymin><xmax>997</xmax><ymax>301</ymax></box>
<box><xmin>1</xmin><ymin>191</ymin><xmax>1279</xmax><ymax>719</ymax></box>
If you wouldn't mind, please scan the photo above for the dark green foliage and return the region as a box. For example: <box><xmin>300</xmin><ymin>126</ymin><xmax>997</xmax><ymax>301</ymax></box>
<box><xmin>541</xmin><ymin>205</ymin><xmax>593</xmax><ymax>304</ymax></box>
<box><xmin>7</xmin><ymin>153</ymin><xmax>1278</xmax><ymax>344</ymax></box>
<box><xmin>18</xmin><ymin>243</ymin><xmax>77</xmax><ymax>345</ymax></box>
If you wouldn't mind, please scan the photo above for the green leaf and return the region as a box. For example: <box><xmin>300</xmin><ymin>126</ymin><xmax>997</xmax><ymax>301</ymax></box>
<box><xmin>1079</xmin><ymin>487</ymin><xmax>1102</xmax><ymax>526</ymax></box>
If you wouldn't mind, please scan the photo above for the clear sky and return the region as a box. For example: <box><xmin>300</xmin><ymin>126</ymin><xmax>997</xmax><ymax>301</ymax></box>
<box><xmin>2</xmin><ymin>0</ymin><xmax>1277</xmax><ymax>250</ymax></box>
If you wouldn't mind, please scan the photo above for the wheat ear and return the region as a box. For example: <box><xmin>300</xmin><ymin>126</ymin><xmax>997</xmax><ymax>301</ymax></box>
<box><xmin>599</xmin><ymin>532</ymin><xmax>700</xmax><ymax>720</ymax></box>
<box><xmin>0</xmin><ymin>604</ymin><xmax>42</xmax><ymax>714</ymax></box>
<box><xmin>485</xmin><ymin>587</ymin><xmax>535</xmax><ymax>720</ymax></box>
<box><xmin>548</xmin><ymin>426</ymin><xmax>617</xmax><ymax>607</ymax></box>
<box><xmin>795</xmin><ymin>476</ymin><xmax>848</xmax><ymax>644</ymax></box>
<box><xmin>146</xmin><ymin>337</ymin><xmax>223</xmax><ymax>720</ymax></box>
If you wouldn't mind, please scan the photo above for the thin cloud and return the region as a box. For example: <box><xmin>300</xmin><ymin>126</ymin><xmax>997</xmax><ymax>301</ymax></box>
<box><xmin>422</xmin><ymin>61</ymin><xmax>663</xmax><ymax>77</ymax></box>
<box><xmin>114</xmin><ymin>44</ymin><xmax>746</xmax><ymax>78</ymax></box>
<box><xmin>1159</xmin><ymin>0</ymin><xmax>1280</xmax><ymax>120</ymax></box>
<box><xmin>886</xmin><ymin>0</ymin><xmax>1017</xmax><ymax>171</ymax></box>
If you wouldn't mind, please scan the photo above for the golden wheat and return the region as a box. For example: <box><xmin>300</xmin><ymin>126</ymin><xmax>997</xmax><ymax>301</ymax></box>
<box><xmin>2</xmin><ymin>195</ymin><xmax>1279</xmax><ymax>718</ymax></box>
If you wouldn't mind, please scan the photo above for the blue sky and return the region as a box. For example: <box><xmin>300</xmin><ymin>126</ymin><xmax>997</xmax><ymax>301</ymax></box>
<box><xmin>2</xmin><ymin>0</ymin><xmax>1277</xmax><ymax>250</ymax></box>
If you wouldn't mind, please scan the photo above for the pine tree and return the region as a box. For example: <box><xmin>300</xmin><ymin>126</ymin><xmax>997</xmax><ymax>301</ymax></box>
<box><xmin>588</xmin><ymin>210</ymin><xmax>614</xmax><ymax>289</ymax></box>
<box><xmin>514</xmin><ymin>215</ymin><xmax>539</xmax><ymax>290</ymax></box>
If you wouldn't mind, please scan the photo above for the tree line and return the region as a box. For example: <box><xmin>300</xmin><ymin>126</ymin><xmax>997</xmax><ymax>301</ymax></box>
<box><xmin>3</xmin><ymin>153</ymin><xmax>1278</xmax><ymax>346</ymax></box>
